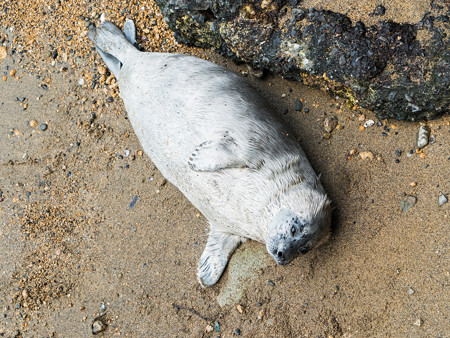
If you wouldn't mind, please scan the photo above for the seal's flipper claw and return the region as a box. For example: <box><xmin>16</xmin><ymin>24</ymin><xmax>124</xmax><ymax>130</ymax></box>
<box><xmin>188</xmin><ymin>133</ymin><xmax>246</xmax><ymax>172</ymax></box>
<box><xmin>123</xmin><ymin>19</ymin><xmax>136</xmax><ymax>44</ymax></box>
<box><xmin>197</xmin><ymin>231</ymin><xmax>244</xmax><ymax>287</ymax></box>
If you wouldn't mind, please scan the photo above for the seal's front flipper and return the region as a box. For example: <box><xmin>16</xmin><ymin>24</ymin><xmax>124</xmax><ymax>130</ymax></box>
<box><xmin>189</xmin><ymin>133</ymin><xmax>247</xmax><ymax>172</ymax></box>
<box><xmin>197</xmin><ymin>230</ymin><xmax>245</xmax><ymax>287</ymax></box>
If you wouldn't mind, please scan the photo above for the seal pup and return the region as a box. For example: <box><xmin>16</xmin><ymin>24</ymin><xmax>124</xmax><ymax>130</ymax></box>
<box><xmin>89</xmin><ymin>20</ymin><xmax>332</xmax><ymax>287</ymax></box>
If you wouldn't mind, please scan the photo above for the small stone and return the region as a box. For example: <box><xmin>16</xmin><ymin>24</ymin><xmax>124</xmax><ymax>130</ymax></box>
<box><xmin>214</xmin><ymin>321</ymin><xmax>220</xmax><ymax>332</ymax></box>
<box><xmin>409</xmin><ymin>182</ymin><xmax>417</xmax><ymax>187</ymax></box>
<box><xmin>408</xmin><ymin>288</ymin><xmax>415</xmax><ymax>295</ymax></box>
<box><xmin>234</xmin><ymin>328</ymin><xmax>241</xmax><ymax>335</ymax></box>
<box><xmin>372</xmin><ymin>5</ymin><xmax>386</xmax><ymax>16</ymax></box>
<box><xmin>2</xmin><ymin>75</ymin><xmax>6</xmax><ymax>82</ymax></box>
<box><xmin>363</xmin><ymin>119</ymin><xmax>375</xmax><ymax>128</ymax></box>
<box><xmin>100</xmin><ymin>302</ymin><xmax>106</xmax><ymax>311</ymax></box>
<box><xmin>22</xmin><ymin>290</ymin><xmax>28</xmax><ymax>299</ymax></box>
<box><xmin>295</xmin><ymin>99</ymin><xmax>303</xmax><ymax>111</ymax></box>
<box><xmin>0</xmin><ymin>46</ymin><xmax>7</xmax><ymax>60</ymax></box>
<box><xmin>40</xmin><ymin>123</ymin><xmax>48</xmax><ymax>131</ymax></box>
<box><xmin>236</xmin><ymin>304</ymin><xmax>244</xmax><ymax>314</ymax></box>
<box><xmin>359</xmin><ymin>151</ymin><xmax>374</xmax><ymax>160</ymax></box>
<box><xmin>323</xmin><ymin>116</ymin><xmax>338</xmax><ymax>133</ymax></box>
<box><xmin>205</xmin><ymin>325</ymin><xmax>213</xmax><ymax>333</ymax></box>
<box><xmin>10</xmin><ymin>69</ymin><xmax>16</xmax><ymax>77</ymax></box>
<box><xmin>303</xmin><ymin>108</ymin><xmax>309</xmax><ymax>113</ymax></box>
<box><xmin>258</xmin><ymin>310</ymin><xmax>265</xmax><ymax>320</ymax></box>
<box><xmin>349</xmin><ymin>149</ymin><xmax>357</xmax><ymax>155</ymax></box>
<box><xmin>92</xmin><ymin>319</ymin><xmax>107</xmax><ymax>334</ymax></box>
<box><xmin>41</xmin><ymin>83</ymin><xmax>48</xmax><ymax>90</ymax></box>
<box><xmin>414</xmin><ymin>319</ymin><xmax>423</xmax><ymax>327</ymax></box>
<box><xmin>78</xmin><ymin>78</ymin><xmax>85</xmax><ymax>86</ymax></box>
<box><xmin>322</xmin><ymin>132</ymin><xmax>331</xmax><ymax>139</ymax></box>
<box><xmin>267</xmin><ymin>280</ymin><xmax>275</xmax><ymax>286</ymax></box>
<box><xmin>438</xmin><ymin>194</ymin><xmax>448</xmax><ymax>207</ymax></box>
<box><xmin>400</xmin><ymin>195</ymin><xmax>417</xmax><ymax>212</ymax></box>
<box><xmin>29</xmin><ymin>120</ymin><xmax>38</xmax><ymax>128</ymax></box>
<box><xmin>129</xmin><ymin>195</ymin><xmax>138</xmax><ymax>208</ymax></box>
<box><xmin>106</xmin><ymin>96</ymin><xmax>114</xmax><ymax>103</ymax></box>
<box><xmin>281</xmin><ymin>93</ymin><xmax>286</xmax><ymax>98</ymax></box>
<box><xmin>395</xmin><ymin>149</ymin><xmax>402</xmax><ymax>157</ymax></box>
<box><xmin>137</xmin><ymin>150</ymin><xmax>143</xmax><ymax>156</ymax></box>
<box><xmin>417</xmin><ymin>126</ymin><xmax>430</xmax><ymax>149</ymax></box>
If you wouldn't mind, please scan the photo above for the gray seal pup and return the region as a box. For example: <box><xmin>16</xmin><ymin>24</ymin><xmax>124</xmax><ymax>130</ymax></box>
<box><xmin>88</xmin><ymin>20</ymin><xmax>332</xmax><ymax>287</ymax></box>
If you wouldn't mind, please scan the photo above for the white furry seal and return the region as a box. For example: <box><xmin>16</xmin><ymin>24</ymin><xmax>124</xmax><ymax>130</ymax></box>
<box><xmin>89</xmin><ymin>20</ymin><xmax>331</xmax><ymax>287</ymax></box>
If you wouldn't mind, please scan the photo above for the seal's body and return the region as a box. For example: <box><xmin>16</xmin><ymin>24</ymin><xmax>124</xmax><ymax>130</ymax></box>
<box><xmin>89</xmin><ymin>20</ymin><xmax>331</xmax><ymax>287</ymax></box>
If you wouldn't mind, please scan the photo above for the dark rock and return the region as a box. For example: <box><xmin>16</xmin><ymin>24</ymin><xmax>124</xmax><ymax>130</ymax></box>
<box><xmin>155</xmin><ymin>1</ymin><xmax>449</xmax><ymax>121</ymax></box>
<box><xmin>371</xmin><ymin>5</ymin><xmax>386</xmax><ymax>16</ymax></box>
<box><xmin>294</xmin><ymin>98</ymin><xmax>303</xmax><ymax>111</ymax></box>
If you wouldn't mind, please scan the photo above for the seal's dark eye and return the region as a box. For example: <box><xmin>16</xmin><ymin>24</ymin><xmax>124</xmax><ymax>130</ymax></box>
<box><xmin>290</xmin><ymin>226</ymin><xmax>296</xmax><ymax>235</ymax></box>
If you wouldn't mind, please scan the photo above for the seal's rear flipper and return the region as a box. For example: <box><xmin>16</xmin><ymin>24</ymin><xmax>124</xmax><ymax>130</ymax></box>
<box><xmin>88</xmin><ymin>20</ymin><xmax>137</xmax><ymax>78</ymax></box>
<box><xmin>197</xmin><ymin>230</ymin><xmax>245</xmax><ymax>287</ymax></box>
<box><xmin>188</xmin><ymin>133</ymin><xmax>247</xmax><ymax>172</ymax></box>
<box><xmin>123</xmin><ymin>19</ymin><xmax>136</xmax><ymax>45</ymax></box>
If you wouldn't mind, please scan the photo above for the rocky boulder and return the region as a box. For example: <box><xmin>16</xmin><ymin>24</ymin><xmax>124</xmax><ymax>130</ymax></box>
<box><xmin>155</xmin><ymin>0</ymin><xmax>449</xmax><ymax>121</ymax></box>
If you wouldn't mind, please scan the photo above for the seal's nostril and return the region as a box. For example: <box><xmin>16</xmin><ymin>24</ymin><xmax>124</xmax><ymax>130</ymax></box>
<box><xmin>277</xmin><ymin>251</ymin><xmax>283</xmax><ymax>258</ymax></box>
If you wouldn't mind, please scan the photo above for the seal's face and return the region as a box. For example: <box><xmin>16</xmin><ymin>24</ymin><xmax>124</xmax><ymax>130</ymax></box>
<box><xmin>266</xmin><ymin>207</ymin><xmax>331</xmax><ymax>265</ymax></box>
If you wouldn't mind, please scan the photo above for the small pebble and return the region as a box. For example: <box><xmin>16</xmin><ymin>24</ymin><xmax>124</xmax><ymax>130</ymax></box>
<box><xmin>295</xmin><ymin>99</ymin><xmax>303</xmax><ymax>111</ymax></box>
<box><xmin>10</xmin><ymin>69</ymin><xmax>16</xmax><ymax>77</ymax></box>
<box><xmin>214</xmin><ymin>321</ymin><xmax>220</xmax><ymax>333</ymax></box>
<box><xmin>400</xmin><ymin>195</ymin><xmax>417</xmax><ymax>212</ymax></box>
<box><xmin>323</xmin><ymin>116</ymin><xmax>338</xmax><ymax>133</ymax></box>
<box><xmin>267</xmin><ymin>280</ymin><xmax>275</xmax><ymax>286</ymax></box>
<box><xmin>92</xmin><ymin>319</ymin><xmax>107</xmax><ymax>334</ymax></box>
<box><xmin>205</xmin><ymin>325</ymin><xmax>213</xmax><ymax>333</ymax></box>
<box><xmin>236</xmin><ymin>304</ymin><xmax>244</xmax><ymax>314</ymax></box>
<box><xmin>408</xmin><ymin>288</ymin><xmax>415</xmax><ymax>295</ymax></box>
<box><xmin>29</xmin><ymin>120</ymin><xmax>38</xmax><ymax>128</ymax></box>
<box><xmin>234</xmin><ymin>328</ymin><xmax>241</xmax><ymax>335</ymax></box>
<box><xmin>410</xmin><ymin>182</ymin><xmax>417</xmax><ymax>187</ymax></box>
<box><xmin>417</xmin><ymin>125</ymin><xmax>430</xmax><ymax>149</ymax></box>
<box><xmin>106</xmin><ymin>96</ymin><xmax>114</xmax><ymax>103</ymax></box>
<box><xmin>40</xmin><ymin>123</ymin><xmax>48</xmax><ymax>131</ymax></box>
<box><xmin>359</xmin><ymin>151</ymin><xmax>374</xmax><ymax>160</ymax></box>
<box><xmin>395</xmin><ymin>149</ymin><xmax>402</xmax><ymax>157</ymax></box>
<box><xmin>372</xmin><ymin>5</ymin><xmax>386</xmax><ymax>16</ymax></box>
<box><xmin>41</xmin><ymin>83</ymin><xmax>48</xmax><ymax>90</ymax></box>
<box><xmin>395</xmin><ymin>159</ymin><xmax>400</xmax><ymax>163</ymax></box>
<box><xmin>414</xmin><ymin>319</ymin><xmax>423</xmax><ymax>327</ymax></box>
<box><xmin>303</xmin><ymin>108</ymin><xmax>309</xmax><ymax>113</ymax></box>
<box><xmin>363</xmin><ymin>119</ymin><xmax>374</xmax><ymax>128</ymax></box>
<box><xmin>137</xmin><ymin>150</ymin><xmax>144</xmax><ymax>156</ymax></box>
<box><xmin>129</xmin><ymin>195</ymin><xmax>138</xmax><ymax>208</ymax></box>
<box><xmin>100</xmin><ymin>302</ymin><xmax>106</xmax><ymax>311</ymax></box>
<box><xmin>438</xmin><ymin>194</ymin><xmax>448</xmax><ymax>207</ymax></box>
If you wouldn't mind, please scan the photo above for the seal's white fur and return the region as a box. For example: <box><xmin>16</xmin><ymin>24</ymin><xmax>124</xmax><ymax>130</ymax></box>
<box><xmin>89</xmin><ymin>20</ymin><xmax>331</xmax><ymax>287</ymax></box>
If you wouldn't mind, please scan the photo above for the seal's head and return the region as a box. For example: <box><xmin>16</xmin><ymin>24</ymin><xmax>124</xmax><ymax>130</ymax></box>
<box><xmin>266</xmin><ymin>187</ymin><xmax>331</xmax><ymax>265</ymax></box>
